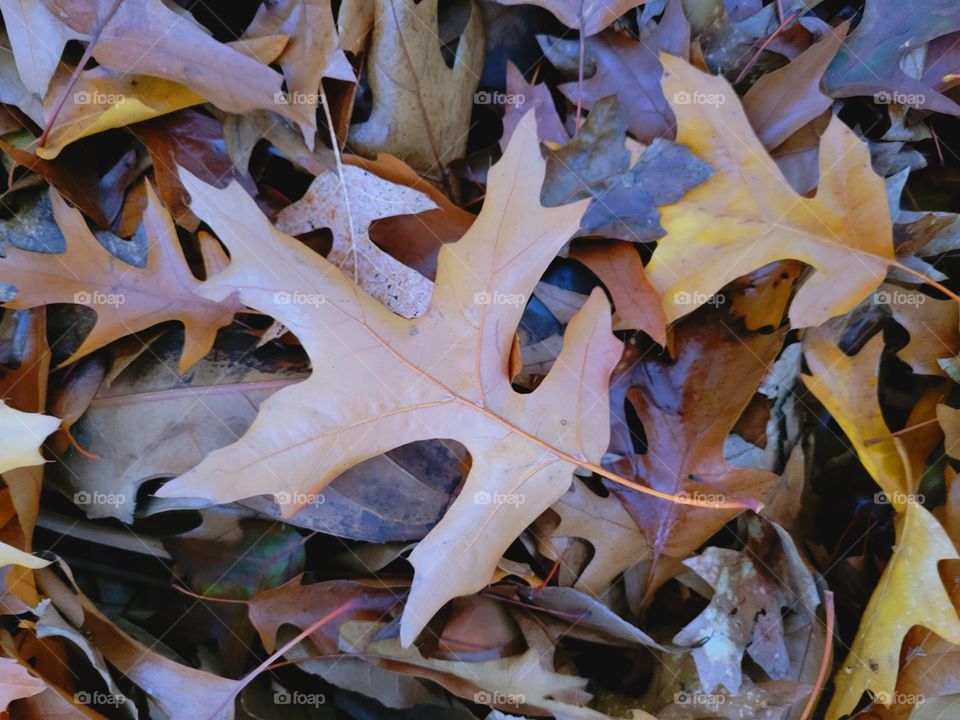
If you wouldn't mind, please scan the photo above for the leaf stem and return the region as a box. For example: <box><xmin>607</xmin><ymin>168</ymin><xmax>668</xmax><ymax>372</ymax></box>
<box><xmin>210</xmin><ymin>598</ymin><xmax>359</xmax><ymax>718</ymax></box>
<box><xmin>889</xmin><ymin>258</ymin><xmax>960</xmax><ymax>304</ymax></box>
<box><xmin>863</xmin><ymin>417</ymin><xmax>939</xmax><ymax>446</ymax></box>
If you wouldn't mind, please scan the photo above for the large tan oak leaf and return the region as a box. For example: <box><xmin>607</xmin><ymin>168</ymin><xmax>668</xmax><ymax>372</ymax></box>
<box><xmin>646</xmin><ymin>55</ymin><xmax>894</xmax><ymax>328</ymax></box>
<box><xmin>156</xmin><ymin>114</ymin><xmax>625</xmax><ymax>646</ymax></box>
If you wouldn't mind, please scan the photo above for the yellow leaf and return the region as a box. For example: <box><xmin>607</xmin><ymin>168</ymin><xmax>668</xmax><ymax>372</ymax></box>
<box><xmin>646</xmin><ymin>55</ymin><xmax>894</xmax><ymax>327</ymax></box>
<box><xmin>38</xmin><ymin>72</ymin><xmax>204</xmax><ymax>159</ymax></box>
<box><xmin>37</xmin><ymin>35</ymin><xmax>289</xmax><ymax>159</ymax></box>
<box><xmin>827</xmin><ymin>501</ymin><xmax>960</xmax><ymax>720</ymax></box>
<box><xmin>802</xmin><ymin>328</ymin><xmax>911</xmax><ymax>503</ymax></box>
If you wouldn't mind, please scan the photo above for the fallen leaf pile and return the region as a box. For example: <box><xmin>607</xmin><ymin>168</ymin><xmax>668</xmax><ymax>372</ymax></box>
<box><xmin>0</xmin><ymin>1</ymin><xmax>960</xmax><ymax>718</ymax></box>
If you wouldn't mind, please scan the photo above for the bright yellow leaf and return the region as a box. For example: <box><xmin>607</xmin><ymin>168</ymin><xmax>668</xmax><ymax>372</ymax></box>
<box><xmin>646</xmin><ymin>55</ymin><xmax>893</xmax><ymax>328</ymax></box>
<box><xmin>802</xmin><ymin>328</ymin><xmax>913</xmax><ymax>504</ymax></box>
<box><xmin>827</xmin><ymin>501</ymin><xmax>960</xmax><ymax>719</ymax></box>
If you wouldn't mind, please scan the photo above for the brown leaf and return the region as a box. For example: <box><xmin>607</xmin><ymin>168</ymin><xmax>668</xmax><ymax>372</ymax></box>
<box><xmin>1</xmin><ymin>141</ymin><xmax>137</xmax><ymax>228</ymax></box>
<box><xmin>39</xmin><ymin>0</ymin><xmax>312</xmax><ymax>132</ymax></box>
<box><xmin>493</xmin><ymin>0</ymin><xmax>644</xmax><ymax>36</ymax></box>
<box><xmin>0</xmin><ymin>185</ymin><xmax>236</xmax><ymax>372</ymax></box>
<box><xmin>557</xmin><ymin>0</ymin><xmax>688</xmax><ymax>143</ymax></box>
<box><xmin>133</xmin><ymin>110</ymin><xmax>258</xmax><ymax>232</ymax></box>
<box><xmin>570</xmin><ymin>240</ymin><xmax>666</xmax><ymax>341</ymax></box>
<box><xmin>742</xmin><ymin>22</ymin><xmax>848</xmax><ymax>150</ymax></box>
<box><xmin>609</xmin><ymin>307</ymin><xmax>782</xmax><ymax>570</ymax></box>
<box><xmin>340</xmin><ymin>0</ymin><xmax>484</xmax><ymax>177</ymax></box>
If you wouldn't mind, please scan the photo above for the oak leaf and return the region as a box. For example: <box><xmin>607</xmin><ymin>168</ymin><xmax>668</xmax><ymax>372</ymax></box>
<box><xmin>0</xmin><ymin>185</ymin><xmax>236</xmax><ymax>372</ymax></box>
<box><xmin>823</xmin><ymin>0</ymin><xmax>960</xmax><ymax>115</ymax></box>
<box><xmin>801</xmin><ymin>328</ymin><xmax>943</xmax><ymax>505</ymax></box>
<box><xmin>555</xmin><ymin>3</ymin><xmax>687</xmax><ymax>144</ymax></box>
<box><xmin>156</xmin><ymin>114</ymin><xmax>627</xmax><ymax>646</ymax></box>
<box><xmin>542</xmin><ymin>96</ymin><xmax>712</xmax><ymax>243</ymax></box>
<box><xmin>607</xmin><ymin>306</ymin><xmax>782</xmax><ymax>575</ymax></box>
<box><xmin>339</xmin><ymin>0</ymin><xmax>483</xmax><ymax>177</ymax></box>
<box><xmin>646</xmin><ymin>55</ymin><xmax>895</xmax><ymax>327</ymax></box>
<box><xmin>275</xmin><ymin>165</ymin><xmax>437</xmax><ymax>318</ymax></box>
<box><xmin>674</xmin><ymin>546</ymin><xmax>790</xmax><ymax>693</ymax></box>
<box><xmin>0</xmin><ymin>400</ymin><xmax>58</xmax><ymax>477</ymax></box>
<box><xmin>0</xmin><ymin>400</ymin><xmax>55</xmax><ymax>570</ymax></box>
<box><xmin>742</xmin><ymin>22</ymin><xmax>848</xmax><ymax>150</ymax></box>
<box><xmin>826</xmin><ymin>501</ymin><xmax>960</xmax><ymax>720</ymax></box>
<box><xmin>34</xmin><ymin>0</ymin><xmax>311</xmax><ymax>158</ymax></box>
